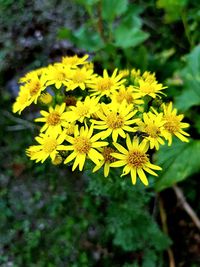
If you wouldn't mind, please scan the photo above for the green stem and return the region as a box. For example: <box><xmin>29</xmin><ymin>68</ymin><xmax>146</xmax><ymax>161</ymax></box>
<box><xmin>181</xmin><ymin>9</ymin><xmax>193</xmax><ymax>50</ymax></box>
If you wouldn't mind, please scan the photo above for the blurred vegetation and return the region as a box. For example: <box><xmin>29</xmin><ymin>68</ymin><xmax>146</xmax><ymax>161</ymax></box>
<box><xmin>0</xmin><ymin>0</ymin><xmax>200</xmax><ymax>266</ymax></box>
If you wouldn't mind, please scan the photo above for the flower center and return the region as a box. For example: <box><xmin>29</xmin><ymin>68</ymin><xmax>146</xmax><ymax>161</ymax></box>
<box><xmin>74</xmin><ymin>136</ymin><xmax>91</xmax><ymax>154</ymax></box>
<box><xmin>145</xmin><ymin>124</ymin><xmax>160</xmax><ymax>138</ymax></box>
<box><xmin>102</xmin><ymin>147</ymin><xmax>116</xmax><ymax>163</ymax></box>
<box><xmin>140</xmin><ymin>83</ymin><xmax>155</xmax><ymax>93</ymax></box>
<box><xmin>127</xmin><ymin>150</ymin><xmax>148</xmax><ymax>168</ymax></box>
<box><xmin>72</xmin><ymin>70</ymin><xmax>86</xmax><ymax>83</ymax></box>
<box><xmin>43</xmin><ymin>138</ymin><xmax>57</xmax><ymax>153</ymax></box>
<box><xmin>116</xmin><ymin>91</ymin><xmax>133</xmax><ymax>104</ymax></box>
<box><xmin>54</xmin><ymin>71</ymin><xmax>66</xmax><ymax>81</ymax></box>
<box><xmin>98</xmin><ymin>78</ymin><xmax>113</xmax><ymax>91</ymax></box>
<box><xmin>106</xmin><ymin>112</ymin><xmax>124</xmax><ymax>129</ymax></box>
<box><xmin>29</xmin><ymin>81</ymin><xmax>41</xmax><ymax>96</ymax></box>
<box><xmin>47</xmin><ymin>112</ymin><xmax>61</xmax><ymax>126</ymax></box>
<box><xmin>164</xmin><ymin>116</ymin><xmax>180</xmax><ymax>133</ymax></box>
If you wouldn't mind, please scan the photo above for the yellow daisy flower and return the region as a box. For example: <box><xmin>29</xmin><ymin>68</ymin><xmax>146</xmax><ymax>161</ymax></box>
<box><xmin>19</xmin><ymin>67</ymin><xmax>47</xmax><ymax>83</ymax></box>
<box><xmin>12</xmin><ymin>87</ymin><xmax>31</xmax><ymax>114</ymax></box>
<box><xmin>64</xmin><ymin>67</ymin><xmax>96</xmax><ymax>91</ymax></box>
<box><xmin>88</xmin><ymin>69</ymin><xmax>126</xmax><ymax>97</ymax></box>
<box><xmin>61</xmin><ymin>54</ymin><xmax>89</xmax><ymax>68</ymax></box>
<box><xmin>24</xmin><ymin>74</ymin><xmax>47</xmax><ymax>104</ymax></box>
<box><xmin>142</xmin><ymin>71</ymin><xmax>156</xmax><ymax>83</ymax></box>
<box><xmin>35</xmin><ymin>103</ymin><xmax>69</xmax><ymax>134</ymax></box>
<box><xmin>93</xmin><ymin>147</ymin><xmax>116</xmax><ymax>177</ymax></box>
<box><xmin>133</xmin><ymin>79</ymin><xmax>167</xmax><ymax>98</ymax></box>
<box><xmin>63</xmin><ymin>125</ymin><xmax>108</xmax><ymax>171</ymax></box>
<box><xmin>135</xmin><ymin>112</ymin><xmax>165</xmax><ymax>150</ymax></box>
<box><xmin>68</xmin><ymin>96</ymin><xmax>100</xmax><ymax>123</ymax></box>
<box><xmin>111</xmin><ymin>85</ymin><xmax>144</xmax><ymax>106</ymax></box>
<box><xmin>110</xmin><ymin>135</ymin><xmax>162</xmax><ymax>186</ymax></box>
<box><xmin>45</xmin><ymin>64</ymin><xmax>70</xmax><ymax>89</ymax></box>
<box><xmin>13</xmin><ymin>74</ymin><xmax>46</xmax><ymax>113</ymax></box>
<box><xmin>92</xmin><ymin>102</ymin><xmax>138</xmax><ymax>142</ymax></box>
<box><xmin>26</xmin><ymin>132</ymin><xmax>67</xmax><ymax>163</ymax></box>
<box><xmin>161</xmin><ymin>102</ymin><xmax>190</xmax><ymax>145</ymax></box>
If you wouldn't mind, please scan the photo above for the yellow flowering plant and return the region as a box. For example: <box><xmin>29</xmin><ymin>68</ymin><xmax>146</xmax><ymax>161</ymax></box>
<box><xmin>13</xmin><ymin>54</ymin><xmax>190</xmax><ymax>186</ymax></box>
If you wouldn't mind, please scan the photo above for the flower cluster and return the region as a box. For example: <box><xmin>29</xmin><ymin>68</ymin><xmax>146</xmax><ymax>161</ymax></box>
<box><xmin>13</xmin><ymin>54</ymin><xmax>190</xmax><ymax>186</ymax></box>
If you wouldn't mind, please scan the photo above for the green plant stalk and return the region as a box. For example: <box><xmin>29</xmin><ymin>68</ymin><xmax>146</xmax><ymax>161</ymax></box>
<box><xmin>181</xmin><ymin>9</ymin><xmax>193</xmax><ymax>50</ymax></box>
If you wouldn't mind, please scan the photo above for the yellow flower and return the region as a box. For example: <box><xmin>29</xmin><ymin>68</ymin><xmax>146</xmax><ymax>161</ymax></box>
<box><xmin>64</xmin><ymin>67</ymin><xmax>96</xmax><ymax>90</ymax></box>
<box><xmin>35</xmin><ymin>103</ymin><xmax>69</xmax><ymax>134</ymax></box>
<box><xmin>24</xmin><ymin>74</ymin><xmax>46</xmax><ymax>104</ymax></box>
<box><xmin>63</xmin><ymin>125</ymin><xmax>108</xmax><ymax>171</ymax></box>
<box><xmin>13</xmin><ymin>74</ymin><xmax>46</xmax><ymax>113</ymax></box>
<box><xmin>12</xmin><ymin>88</ymin><xmax>31</xmax><ymax>114</ymax></box>
<box><xmin>92</xmin><ymin>102</ymin><xmax>138</xmax><ymax>142</ymax></box>
<box><xmin>135</xmin><ymin>112</ymin><xmax>165</xmax><ymax>150</ymax></box>
<box><xmin>68</xmin><ymin>96</ymin><xmax>100</xmax><ymax>123</ymax></box>
<box><xmin>26</xmin><ymin>132</ymin><xmax>67</xmax><ymax>163</ymax></box>
<box><xmin>93</xmin><ymin>147</ymin><xmax>116</xmax><ymax>177</ymax></box>
<box><xmin>89</xmin><ymin>69</ymin><xmax>125</xmax><ymax>97</ymax></box>
<box><xmin>142</xmin><ymin>71</ymin><xmax>156</xmax><ymax>83</ymax></box>
<box><xmin>45</xmin><ymin>64</ymin><xmax>70</xmax><ymax>89</ymax></box>
<box><xmin>111</xmin><ymin>85</ymin><xmax>144</xmax><ymax>106</ymax></box>
<box><xmin>19</xmin><ymin>67</ymin><xmax>47</xmax><ymax>83</ymax></box>
<box><xmin>134</xmin><ymin>79</ymin><xmax>167</xmax><ymax>98</ymax></box>
<box><xmin>110</xmin><ymin>135</ymin><xmax>162</xmax><ymax>185</ymax></box>
<box><xmin>39</xmin><ymin>92</ymin><xmax>53</xmax><ymax>104</ymax></box>
<box><xmin>161</xmin><ymin>102</ymin><xmax>190</xmax><ymax>145</ymax></box>
<box><xmin>119</xmin><ymin>69</ymin><xmax>130</xmax><ymax>78</ymax></box>
<box><xmin>61</xmin><ymin>54</ymin><xmax>89</xmax><ymax>68</ymax></box>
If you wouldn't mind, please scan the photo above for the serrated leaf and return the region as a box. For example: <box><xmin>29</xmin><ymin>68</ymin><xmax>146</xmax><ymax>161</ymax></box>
<box><xmin>102</xmin><ymin>0</ymin><xmax>128</xmax><ymax>22</ymax></box>
<box><xmin>113</xmin><ymin>26</ymin><xmax>149</xmax><ymax>48</ymax></box>
<box><xmin>175</xmin><ymin>45</ymin><xmax>200</xmax><ymax>111</ymax></box>
<box><xmin>155</xmin><ymin>139</ymin><xmax>200</xmax><ymax>191</ymax></box>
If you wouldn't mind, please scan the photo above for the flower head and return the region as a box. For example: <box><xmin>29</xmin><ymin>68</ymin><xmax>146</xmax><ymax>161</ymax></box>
<box><xmin>35</xmin><ymin>103</ymin><xmax>69</xmax><ymax>134</ymax></box>
<box><xmin>162</xmin><ymin>102</ymin><xmax>190</xmax><ymax>145</ymax></box>
<box><xmin>61</xmin><ymin>54</ymin><xmax>89</xmax><ymax>68</ymax></box>
<box><xmin>68</xmin><ymin>96</ymin><xmax>100</xmax><ymax>123</ymax></box>
<box><xmin>92</xmin><ymin>102</ymin><xmax>138</xmax><ymax>142</ymax></box>
<box><xmin>64</xmin><ymin>67</ymin><xmax>96</xmax><ymax>91</ymax></box>
<box><xmin>110</xmin><ymin>135</ymin><xmax>162</xmax><ymax>185</ymax></box>
<box><xmin>93</xmin><ymin>147</ymin><xmax>116</xmax><ymax>177</ymax></box>
<box><xmin>134</xmin><ymin>79</ymin><xmax>167</xmax><ymax>98</ymax></box>
<box><xmin>135</xmin><ymin>112</ymin><xmax>165</xmax><ymax>150</ymax></box>
<box><xmin>111</xmin><ymin>85</ymin><xmax>143</xmax><ymax>107</ymax></box>
<box><xmin>89</xmin><ymin>69</ymin><xmax>125</xmax><ymax>97</ymax></box>
<box><xmin>26</xmin><ymin>132</ymin><xmax>67</xmax><ymax>163</ymax></box>
<box><xmin>63</xmin><ymin>125</ymin><xmax>108</xmax><ymax>171</ymax></box>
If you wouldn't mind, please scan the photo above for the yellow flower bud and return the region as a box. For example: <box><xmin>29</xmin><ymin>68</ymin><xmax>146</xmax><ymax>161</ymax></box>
<box><xmin>39</xmin><ymin>93</ymin><xmax>53</xmax><ymax>104</ymax></box>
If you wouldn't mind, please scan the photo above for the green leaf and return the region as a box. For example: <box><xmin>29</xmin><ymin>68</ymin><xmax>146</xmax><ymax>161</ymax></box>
<box><xmin>175</xmin><ymin>45</ymin><xmax>200</xmax><ymax>111</ymax></box>
<box><xmin>102</xmin><ymin>0</ymin><xmax>128</xmax><ymax>22</ymax></box>
<box><xmin>155</xmin><ymin>139</ymin><xmax>200</xmax><ymax>191</ymax></box>
<box><xmin>156</xmin><ymin>0</ymin><xmax>188</xmax><ymax>23</ymax></box>
<box><xmin>73</xmin><ymin>26</ymin><xmax>104</xmax><ymax>52</ymax></box>
<box><xmin>113</xmin><ymin>25</ymin><xmax>149</xmax><ymax>48</ymax></box>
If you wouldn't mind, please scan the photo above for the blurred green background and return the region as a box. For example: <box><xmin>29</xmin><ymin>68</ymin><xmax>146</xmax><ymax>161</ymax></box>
<box><xmin>0</xmin><ymin>0</ymin><xmax>200</xmax><ymax>266</ymax></box>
